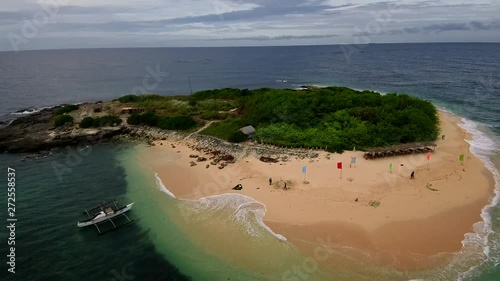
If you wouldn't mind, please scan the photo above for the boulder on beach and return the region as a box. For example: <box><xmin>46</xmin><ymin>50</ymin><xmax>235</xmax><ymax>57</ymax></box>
<box><xmin>260</xmin><ymin>156</ymin><xmax>279</xmax><ymax>163</ymax></box>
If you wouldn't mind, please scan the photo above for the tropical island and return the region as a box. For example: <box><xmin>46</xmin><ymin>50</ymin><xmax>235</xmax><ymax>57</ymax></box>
<box><xmin>0</xmin><ymin>87</ymin><xmax>493</xmax><ymax>273</ymax></box>
<box><xmin>0</xmin><ymin>86</ymin><xmax>440</xmax><ymax>153</ymax></box>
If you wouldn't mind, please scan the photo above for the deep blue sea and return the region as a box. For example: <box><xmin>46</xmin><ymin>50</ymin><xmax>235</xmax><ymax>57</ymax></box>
<box><xmin>0</xmin><ymin>43</ymin><xmax>499</xmax><ymax>281</ymax></box>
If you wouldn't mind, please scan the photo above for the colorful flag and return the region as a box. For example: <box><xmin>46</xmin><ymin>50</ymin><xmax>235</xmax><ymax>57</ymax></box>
<box><xmin>426</xmin><ymin>152</ymin><xmax>431</xmax><ymax>160</ymax></box>
<box><xmin>459</xmin><ymin>154</ymin><xmax>465</xmax><ymax>162</ymax></box>
<box><xmin>337</xmin><ymin>162</ymin><xmax>342</xmax><ymax>169</ymax></box>
<box><xmin>351</xmin><ymin>157</ymin><xmax>356</xmax><ymax>164</ymax></box>
<box><xmin>389</xmin><ymin>163</ymin><xmax>392</xmax><ymax>172</ymax></box>
<box><xmin>302</xmin><ymin>166</ymin><xmax>307</xmax><ymax>173</ymax></box>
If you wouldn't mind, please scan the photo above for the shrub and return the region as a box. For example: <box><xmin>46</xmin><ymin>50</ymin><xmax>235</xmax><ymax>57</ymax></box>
<box><xmin>79</xmin><ymin>117</ymin><xmax>94</xmax><ymax>128</ymax></box>
<box><xmin>127</xmin><ymin>113</ymin><xmax>141</xmax><ymax>125</ymax></box>
<box><xmin>157</xmin><ymin>116</ymin><xmax>197</xmax><ymax>130</ymax></box>
<box><xmin>56</xmin><ymin>104</ymin><xmax>79</xmax><ymax>115</ymax></box>
<box><xmin>117</xmin><ymin>95</ymin><xmax>141</xmax><ymax>103</ymax></box>
<box><xmin>228</xmin><ymin>130</ymin><xmax>248</xmax><ymax>143</ymax></box>
<box><xmin>139</xmin><ymin>111</ymin><xmax>159</xmax><ymax>127</ymax></box>
<box><xmin>126</xmin><ymin>111</ymin><xmax>158</xmax><ymax>126</ymax></box>
<box><xmin>54</xmin><ymin>115</ymin><xmax>73</xmax><ymax>127</ymax></box>
<box><xmin>80</xmin><ymin>116</ymin><xmax>122</xmax><ymax>128</ymax></box>
<box><xmin>95</xmin><ymin>116</ymin><xmax>122</xmax><ymax>127</ymax></box>
<box><xmin>127</xmin><ymin>112</ymin><xmax>196</xmax><ymax>131</ymax></box>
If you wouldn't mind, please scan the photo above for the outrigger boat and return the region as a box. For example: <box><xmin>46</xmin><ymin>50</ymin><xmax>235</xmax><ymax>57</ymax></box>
<box><xmin>77</xmin><ymin>199</ymin><xmax>134</xmax><ymax>234</ymax></box>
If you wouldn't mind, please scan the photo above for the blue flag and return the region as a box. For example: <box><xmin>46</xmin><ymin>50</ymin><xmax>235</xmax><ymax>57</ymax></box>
<box><xmin>302</xmin><ymin>166</ymin><xmax>307</xmax><ymax>173</ymax></box>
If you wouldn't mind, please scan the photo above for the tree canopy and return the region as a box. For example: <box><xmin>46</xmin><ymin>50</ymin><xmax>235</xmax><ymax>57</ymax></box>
<box><xmin>120</xmin><ymin>87</ymin><xmax>439</xmax><ymax>151</ymax></box>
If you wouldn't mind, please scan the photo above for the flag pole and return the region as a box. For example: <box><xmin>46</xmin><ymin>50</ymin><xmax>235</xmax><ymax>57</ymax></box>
<box><xmin>426</xmin><ymin>152</ymin><xmax>431</xmax><ymax>170</ymax></box>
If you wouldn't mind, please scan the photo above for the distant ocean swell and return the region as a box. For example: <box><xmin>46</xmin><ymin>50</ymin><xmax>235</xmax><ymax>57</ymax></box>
<box><xmin>153</xmin><ymin>173</ymin><xmax>287</xmax><ymax>242</ymax></box>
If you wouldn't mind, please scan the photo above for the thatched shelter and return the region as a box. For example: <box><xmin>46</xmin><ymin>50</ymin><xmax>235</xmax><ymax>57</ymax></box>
<box><xmin>363</xmin><ymin>142</ymin><xmax>436</xmax><ymax>159</ymax></box>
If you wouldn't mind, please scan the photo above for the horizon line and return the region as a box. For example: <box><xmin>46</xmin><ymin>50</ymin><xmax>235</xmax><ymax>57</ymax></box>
<box><xmin>1</xmin><ymin>41</ymin><xmax>499</xmax><ymax>53</ymax></box>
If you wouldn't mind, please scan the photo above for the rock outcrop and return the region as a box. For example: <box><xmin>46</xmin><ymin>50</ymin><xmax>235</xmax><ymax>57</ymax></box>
<box><xmin>0</xmin><ymin>108</ymin><xmax>124</xmax><ymax>153</ymax></box>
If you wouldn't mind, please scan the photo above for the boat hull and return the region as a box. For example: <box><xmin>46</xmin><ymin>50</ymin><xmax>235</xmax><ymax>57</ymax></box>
<box><xmin>77</xmin><ymin>203</ymin><xmax>134</xmax><ymax>227</ymax></box>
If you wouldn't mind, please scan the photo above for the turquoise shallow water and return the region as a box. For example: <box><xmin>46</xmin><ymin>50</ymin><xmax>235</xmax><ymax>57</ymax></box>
<box><xmin>0</xmin><ymin>143</ymin><xmax>192</xmax><ymax>281</ymax></box>
<box><xmin>118</xmin><ymin>144</ymin><xmax>334</xmax><ymax>281</ymax></box>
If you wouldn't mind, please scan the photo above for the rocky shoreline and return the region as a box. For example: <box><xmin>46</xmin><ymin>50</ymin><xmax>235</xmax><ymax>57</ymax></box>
<box><xmin>0</xmin><ymin>106</ymin><xmax>323</xmax><ymax>164</ymax></box>
<box><xmin>0</xmin><ymin>108</ymin><xmax>124</xmax><ymax>153</ymax></box>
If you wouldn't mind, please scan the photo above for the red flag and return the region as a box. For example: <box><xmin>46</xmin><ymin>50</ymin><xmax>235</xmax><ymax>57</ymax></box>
<box><xmin>337</xmin><ymin>162</ymin><xmax>342</xmax><ymax>169</ymax></box>
<box><xmin>426</xmin><ymin>152</ymin><xmax>431</xmax><ymax>160</ymax></box>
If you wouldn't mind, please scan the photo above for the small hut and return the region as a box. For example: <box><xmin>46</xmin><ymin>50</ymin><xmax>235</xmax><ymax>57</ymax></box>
<box><xmin>239</xmin><ymin>125</ymin><xmax>256</xmax><ymax>139</ymax></box>
<box><xmin>121</xmin><ymin>107</ymin><xmax>145</xmax><ymax>114</ymax></box>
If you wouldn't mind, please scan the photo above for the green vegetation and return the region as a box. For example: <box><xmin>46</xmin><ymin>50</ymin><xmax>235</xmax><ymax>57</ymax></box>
<box><xmin>200</xmin><ymin>117</ymin><xmax>247</xmax><ymax>141</ymax></box>
<box><xmin>56</xmin><ymin>104</ymin><xmax>79</xmax><ymax>115</ymax></box>
<box><xmin>116</xmin><ymin>93</ymin><xmax>236</xmax><ymax>116</ymax></box>
<box><xmin>54</xmin><ymin>115</ymin><xmax>74</xmax><ymax>127</ymax></box>
<box><xmin>228</xmin><ymin>130</ymin><xmax>248</xmax><ymax>143</ymax></box>
<box><xmin>126</xmin><ymin>111</ymin><xmax>197</xmax><ymax>131</ymax></box>
<box><xmin>158</xmin><ymin>116</ymin><xmax>197</xmax><ymax>130</ymax></box>
<box><xmin>79</xmin><ymin>117</ymin><xmax>95</xmax><ymax>128</ymax></box>
<box><xmin>117</xmin><ymin>95</ymin><xmax>142</xmax><ymax>103</ymax></box>
<box><xmin>118</xmin><ymin>87</ymin><xmax>439</xmax><ymax>151</ymax></box>
<box><xmin>79</xmin><ymin>116</ymin><xmax>122</xmax><ymax>128</ymax></box>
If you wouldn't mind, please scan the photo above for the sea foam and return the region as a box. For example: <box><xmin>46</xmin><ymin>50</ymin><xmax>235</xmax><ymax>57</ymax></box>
<box><xmin>196</xmin><ymin>193</ymin><xmax>288</xmax><ymax>241</ymax></box>
<box><xmin>153</xmin><ymin>174</ymin><xmax>287</xmax><ymax>242</ymax></box>
<box><xmin>452</xmin><ymin>116</ymin><xmax>500</xmax><ymax>279</ymax></box>
<box><xmin>154</xmin><ymin>173</ymin><xmax>176</xmax><ymax>198</ymax></box>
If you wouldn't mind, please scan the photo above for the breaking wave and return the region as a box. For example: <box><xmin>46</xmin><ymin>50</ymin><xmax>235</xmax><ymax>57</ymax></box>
<box><xmin>154</xmin><ymin>173</ymin><xmax>176</xmax><ymax>198</ymax></box>
<box><xmin>153</xmin><ymin>174</ymin><xmax>286</xmax><ymax>242</ymax></box>
<box><xmin>10</xmin><ymin>107</ymin><xmax>50</xmax><ymax>115</ymax></box>
<box><xmin>196</xmin><ymin>193</ymin><xmax>287</xmax><ymax>241</ymax></box>
<box><xmin>427</xmin><ymin>116</ymin><xmax>500</xmax><ymax>281</ymax></box>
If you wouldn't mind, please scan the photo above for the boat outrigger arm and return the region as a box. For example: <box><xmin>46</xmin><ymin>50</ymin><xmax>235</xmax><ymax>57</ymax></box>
<box><xmin>77</xmin><ymin>199</ymin><xmax>135</xmax><ymax>234</ymax></box>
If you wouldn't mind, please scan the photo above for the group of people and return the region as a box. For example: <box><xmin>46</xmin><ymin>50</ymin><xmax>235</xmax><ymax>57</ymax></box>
<box><xmin>269</xmin><ymin>177</ymin><xmax>287</xmax><ymax>190</ymax></box>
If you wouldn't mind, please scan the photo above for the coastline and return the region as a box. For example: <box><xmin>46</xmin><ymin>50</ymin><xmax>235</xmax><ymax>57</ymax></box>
<box><xmin>138</xmin><ymin>110</ymin><xmax>495</xmax><ymax>271</ymax></box>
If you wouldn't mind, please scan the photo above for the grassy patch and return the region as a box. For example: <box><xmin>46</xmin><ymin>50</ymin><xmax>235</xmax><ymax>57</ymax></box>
<box><xmin>200</xmin><ymin>118</ymin><xmax>246</xmax><ymax>141</ymax></box>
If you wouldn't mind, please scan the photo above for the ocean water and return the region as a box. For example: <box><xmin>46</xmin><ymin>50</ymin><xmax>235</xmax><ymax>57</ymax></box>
<box><xmin>0</xmin><ymin>43</ymin><xmax>498</xmax><ymax>281</ymax></box>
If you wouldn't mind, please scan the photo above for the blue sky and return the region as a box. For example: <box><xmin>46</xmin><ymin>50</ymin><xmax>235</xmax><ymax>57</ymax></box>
<box><xmin>1</xmin><ymin>0</ymin><xmax>499</xmax><ymax>51</ymax></box>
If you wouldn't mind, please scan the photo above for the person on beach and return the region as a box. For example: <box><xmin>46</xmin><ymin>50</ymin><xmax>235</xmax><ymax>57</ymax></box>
<box><xmin>411</xmin><ymin>171</ymin><xmax>415</xmax><ymax>179</ymax></box>
<box><xmin>269</xmin><ymin>178</ymin><xmax>272</xmax><ymax>185</ymax></box>
<box><xmin>283</xmin><ymin>182</ymin><xmax>287</xmax><ymax>190</ymax></box>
